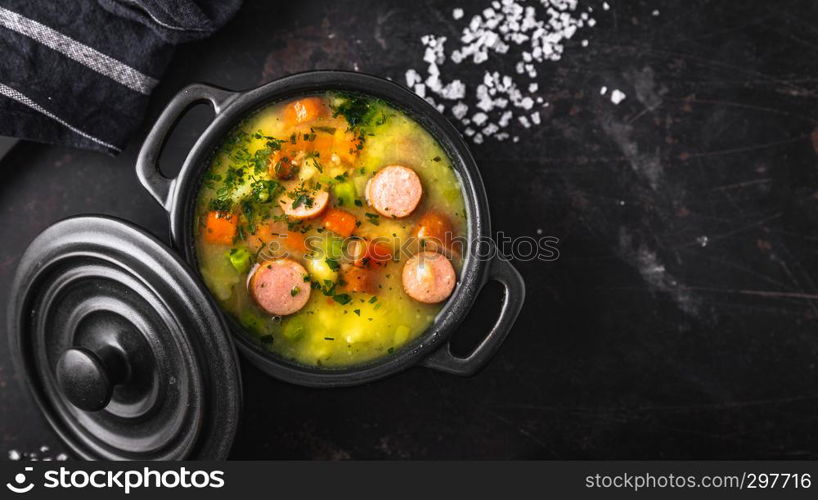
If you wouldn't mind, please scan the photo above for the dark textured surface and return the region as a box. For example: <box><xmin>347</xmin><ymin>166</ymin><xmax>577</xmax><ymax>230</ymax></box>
<box><xmin>3</xmin><ymin>0</ymin><xmax>818</xmax><ymax>459</ymax></box>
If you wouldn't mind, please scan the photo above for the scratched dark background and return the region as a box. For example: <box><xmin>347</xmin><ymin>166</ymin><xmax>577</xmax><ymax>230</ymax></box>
<box><xmin>2</xmin><ymin>0</ymin><xmax>818</xmax><ymax>459</ymax></box>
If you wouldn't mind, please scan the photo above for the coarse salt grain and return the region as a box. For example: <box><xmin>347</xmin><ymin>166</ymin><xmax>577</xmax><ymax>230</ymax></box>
<box><xmin>453</xmin><ymin>8</ymin><xmax>464</xmax><ymax>19</ymax></box>
<box><xmin>452</xmin><ymin>102</ymin><xmax>469</xmax><ymax>119</ymax></box>
<box><xmin>7</xmin><ymin>448</ymin><xmax>69</xmax><ymax>461</ymax></box>
<box><xmin>610</xmin><ymin>89</ymin><xmax>626</xmax><ymax>104</ymax></box>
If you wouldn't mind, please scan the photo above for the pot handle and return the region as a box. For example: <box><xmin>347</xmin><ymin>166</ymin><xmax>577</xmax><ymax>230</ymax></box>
<box><xmin>422</xmin><ymin>254</ymin><xmax>525</xmax><ymax>376</ymax></box>
<box><xmin>136</xmin><ymin>83</ymin><xmax>238</xmax><ymax>210</ymax></box>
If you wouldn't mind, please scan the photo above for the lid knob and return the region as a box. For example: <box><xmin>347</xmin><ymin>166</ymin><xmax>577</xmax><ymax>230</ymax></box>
<box><xmin>56</xmin><ymin>347</ymin><xmax>127</xmax><ymax>412</ymax></box>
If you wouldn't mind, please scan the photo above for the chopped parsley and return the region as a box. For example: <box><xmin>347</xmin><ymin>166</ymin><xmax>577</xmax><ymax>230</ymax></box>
<box><xmin>365</xmin><ymin>212</ymin><xmax>380</xmax><ymax>225</ymax></box>
<box><xmin>333</xmin><ymin>294</ymin><xmax>352</xmax><ymax>305</ymax></box>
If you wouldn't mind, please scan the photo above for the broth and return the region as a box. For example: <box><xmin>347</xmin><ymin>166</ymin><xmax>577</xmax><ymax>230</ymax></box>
<box><xmin>194</xmin><ymin>92</ymin><xmax>467</xmax><ymax>367</ymax></box>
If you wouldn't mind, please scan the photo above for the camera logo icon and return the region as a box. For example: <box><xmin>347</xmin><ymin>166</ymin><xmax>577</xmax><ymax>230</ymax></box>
<box><xmin>6</xmin><ymin>466</ymin><xmax>34</xmax><ymax>494</ymax></box>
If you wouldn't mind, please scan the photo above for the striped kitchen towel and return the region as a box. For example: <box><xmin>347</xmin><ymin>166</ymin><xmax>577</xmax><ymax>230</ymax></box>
<box><xmin>0</xmin><ymin>0</ymin><xmax>241</xmax><ymax>155</ymax></box>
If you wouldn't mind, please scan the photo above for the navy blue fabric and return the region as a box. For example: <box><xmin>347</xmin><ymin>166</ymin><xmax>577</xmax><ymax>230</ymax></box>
<box><xmin>0</xmin><ymin>0</ymin><xmax>242</xmax><ymax>154</ymax></box>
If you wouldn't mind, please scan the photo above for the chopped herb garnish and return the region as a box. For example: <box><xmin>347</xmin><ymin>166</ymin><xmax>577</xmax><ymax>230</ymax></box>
<box><xmin>333</xmin><ymin>294</ymin><xmax>352</xmax><ymax>305</ymax></box>
<box><xmin>353</xmin><ymin>309</ymin><xmax>361</xmax><ymax>316</ymax></box>
<box><xmin>291</xmin><ymin>286</ymin><xmax>301</xmax><ymax>297</ymax></box>
<box><xmin>208</xmin><ymin>197</ymin><xmax>233</xmax><ymax>212</ymax></box>
<box><xmin>365</xmin><ymin>212</ymin><xmax>380</xmax><ymax>225</ymax></box>
<box><xmin>251</xmin><ymin>178</ymin><xmax>281</xmax><ymax>203</ymax></box>
<box><xmin>288</xmin><ymin>183</ymin><xmax>315</xmax><ymax>210</ymax></box>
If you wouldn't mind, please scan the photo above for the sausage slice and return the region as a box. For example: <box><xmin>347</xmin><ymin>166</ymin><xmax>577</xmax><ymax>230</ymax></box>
<box><xmin>279</xmin><ymin>189</ymin><xmax>329</xmax><ymax>220</ymax></box>
<box><xmin>365</xmin><ymin>165</ymin><xmax>423</xmax><ymax>218</ymax></box>
<box><xmin>401</xmin><ymin>251</ymin><xmax>456</xmax><ymax>304</ymax></box>
<box><xmin>249</xmin><ymin>258</ymin><xmax>311</xmax><ymax>315</ymax></box>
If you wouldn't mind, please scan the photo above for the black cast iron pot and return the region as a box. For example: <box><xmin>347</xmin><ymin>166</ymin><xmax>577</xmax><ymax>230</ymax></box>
<box><xmin>137</xmin><ymin>71</ymin><xmax>525</xmax><ymax>387</ymax></box>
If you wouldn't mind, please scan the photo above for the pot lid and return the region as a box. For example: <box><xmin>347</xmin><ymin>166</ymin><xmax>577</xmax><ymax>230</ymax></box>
<box><xmin>8</xmin><ymin>216</ymin><xmax>241</xmax><ymax>460</ymax></box>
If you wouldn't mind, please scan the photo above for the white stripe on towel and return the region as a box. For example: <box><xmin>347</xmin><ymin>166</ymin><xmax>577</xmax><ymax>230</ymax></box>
<box><xmin>0</xmin><ymin>6</ymin><xmax>158</xmax><ymax>95</ymax></box>
<box><xmin>0</xmin><ymin>83</ymin><xmax>121</xmax><ymax>152</ymax></box>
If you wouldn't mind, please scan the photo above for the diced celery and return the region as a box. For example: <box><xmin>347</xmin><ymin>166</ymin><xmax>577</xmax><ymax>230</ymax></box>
<box><xmin>352</xmin><ymin>176</ymin><xmax>368</xmax><ymax>198</ymax></box>
<box><xmin>282</xmin><ymin>317</ymin><xmax>306</xmax><ymax>340</ymax></box>
<box><xmin>322</xmin><ymin>235</ymin><xmax>344</xmax><ymax>260</ymax></box>
<box><xmin>332</xmin><ymin>181</ymin><xmax>357</xmax><ymax>207</ymax></box>
<box><xmin>226</xmin><ymin>247</ymin><xmax>252</xmax><ymax>273</ymax></box>
<box><xmin>239</xmin><ymin>310</ymin><xmax>264</xmax><ymax>334</ymax></box>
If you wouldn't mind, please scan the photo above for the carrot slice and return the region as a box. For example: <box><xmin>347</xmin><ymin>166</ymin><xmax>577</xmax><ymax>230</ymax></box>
<box><xmin>341</xmin><ymin>265</ymin><xmax>377</xmax><ymax>294</ymax></box>
<box><xmin>204</xmin><ymin>211</ymin><xmax>237</xmax><ymax>245</ymax></box>
<box><xmin>246</xmin><ymin>223</ymin><xmax>274</xmax><ymax>253</ymax></box>
<box><xmin>283</xmin><ymin>230</ymin><xmax>307</xmax><ymax>252</ymax></box>
<box><xmin>283</xmin><ymin>97</ymin><xmax>327</xmax><ymax>126</ymax></box>
<box><xmin>322</xmin><ymin>208</ymin><xmax>358</xmax><ymax>237</ymax></box>
<box><xmin>353</xmin><ymin>239</ymin><xmax>392</xmax><ymax>268</ymax></box>
<box><xmin>310</xmin><ymin>132</ymin><xmax>334</xmax><ymax>157</ymax></box>
<box><xmin>414</xmin><ymin>212</ymin><xmax>453</xmax><ymax>248</ymax></box>
<box><xmin>333</xmin><ymin>129</ymin><xmax>362</xmax><ymax>164</ymax></box>
<box><xmin>247</xmin><ymin>222</ymin><xmax>307</xmax><ymax>254</ymax></box>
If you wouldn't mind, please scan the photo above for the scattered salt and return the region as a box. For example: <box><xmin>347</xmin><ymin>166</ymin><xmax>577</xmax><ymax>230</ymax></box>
<box><xmin>652</xmin><ymin>9</ymin><xmax>660</xmax><ymax>16</ymax></box>
<box><xmin>405</xmin><ymin>0</ymin><xmax>606</xmax><ymax>143</ymax></box>
<box><xmin>600</xmin><ymin>85</ymin><xmax>607</xmax><ymax>95</ymax></box>
<box><xmin>405</xmin><ymin>69</ymin><xmax>422</xmax><ymax>87</ymax></box>
<box><xmin>610</xmin><ymin>88</ymin><xmax>626</xmax><ymax>104</ymax></box>
<box><xmin>6</xmin><ymin>448</ymin><xmax>68</xmax><ymax>461</ymax></box>
<box><xmin>452</xmin><ymin>102</ymin><xmax>469</xmax><ymax>119</ymax></box>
